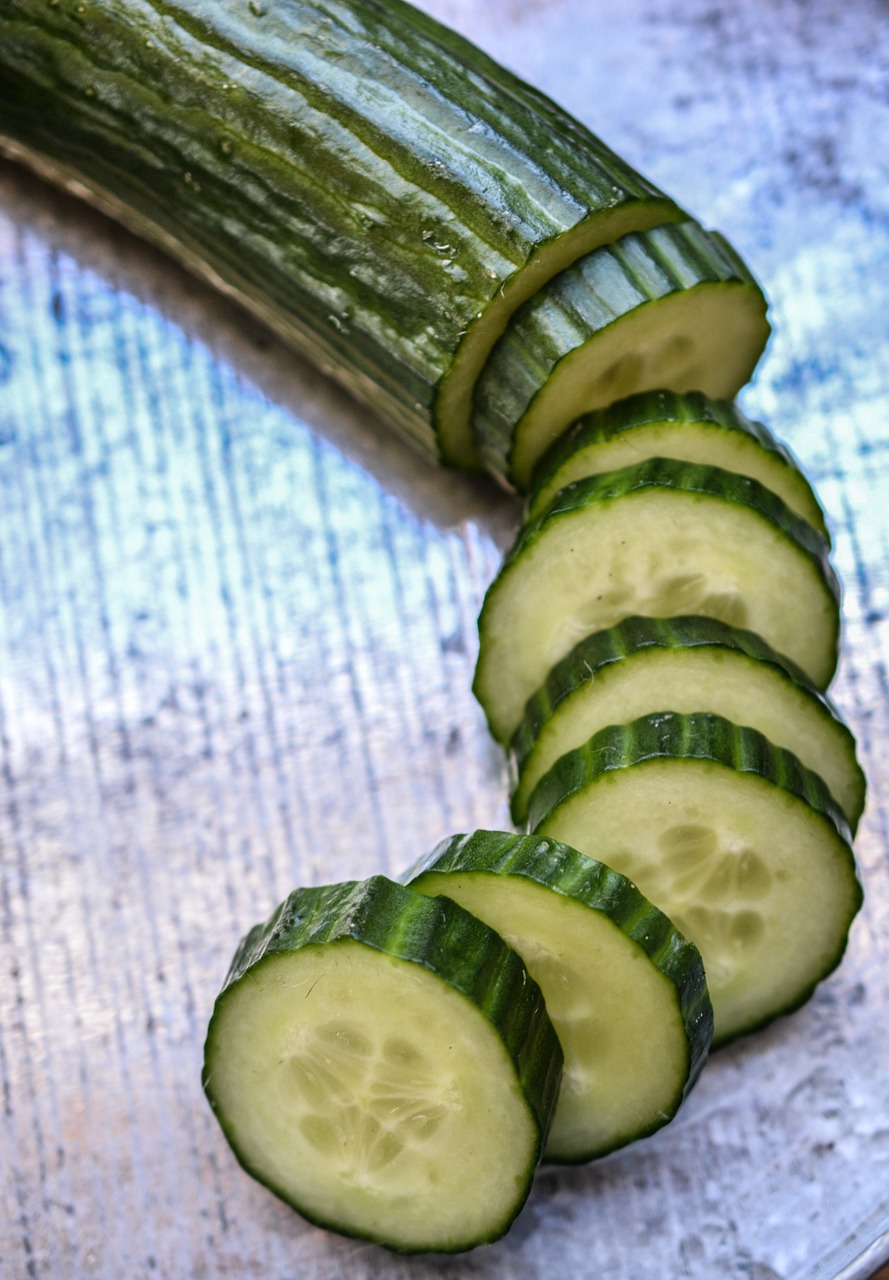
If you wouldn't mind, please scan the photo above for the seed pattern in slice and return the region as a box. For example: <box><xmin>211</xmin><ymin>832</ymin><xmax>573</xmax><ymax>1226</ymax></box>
<box><xmin>473</xmin><ymin>221</ymin><xmax>770</xmax><ymax>489</ymax></box>
<box><xmin>473</xmin><ymin>457</ymin><xmax>840</xmax><ymax>745</ymax></box>
<box><xmin>404</xmin><ymin>829</ymin><xmax>712</xmax><ymax>1164</ymax></box>
<box><xmin>509</xmin><ymin>614</ymin><xmax>866</xmax><ymax>830</ymax></box>
<box><xmin>528</xmin><ymin>711</ymin><xmax>863</xmax><ymax>1046</ymax></box>
<box><xmin>525</xmin><ymin>388</ymin><xmax>828</xmax><ymax>536</ymax></box>
<box><xmin>202</xmin><ymin>876</ymin><xmax>562</xmax><ymax>1254</ymax></box>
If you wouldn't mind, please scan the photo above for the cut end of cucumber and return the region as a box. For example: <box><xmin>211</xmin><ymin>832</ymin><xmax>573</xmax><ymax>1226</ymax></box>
<box><xmin>473</xmin><ymin>222</ymin><xmax>770</xmax><ymax>490</ymax></box>
<box><xmin>204</xmin><ymin>879</ymin><xmax>560</xmax><ymax>1253</ymax></box>
<box><xmin>435</xmin><ymin>199</ymin><xmax>685</xmax><ymax>470</ymax></box>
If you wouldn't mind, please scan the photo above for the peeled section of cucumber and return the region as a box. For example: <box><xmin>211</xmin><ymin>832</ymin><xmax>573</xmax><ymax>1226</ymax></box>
<box><xmin>526</xmin><ymin>388</ymin><xmax>828</xmax><ymax>536</ymax></box>
<box><xmin>509</xmin><ymin>615</ymin><xmax>866</xmax><ymax>829</ymax></box>
<box><xmin>202</xmin><ymin>876</ymin><xmax>562</xmax><ymax>1254</ymax></box>
<box><xmin>473</xmin><ymin>457</ymin><xmax>840</xmax><ymax>745</ymax></box>
<box><xmin>529</xmin><ymin>711</ymin><xmax>863</xmax><ymax>1046</ymax></box>
<box><xmin>405</xmin><ymin>829</ymin><xmax>712</xmax><ymax>1164</ymax></box>
<box><xmin>473</xmin><ymin>222</ymin><xmax>770</xmax><ymax>489</ymax></box>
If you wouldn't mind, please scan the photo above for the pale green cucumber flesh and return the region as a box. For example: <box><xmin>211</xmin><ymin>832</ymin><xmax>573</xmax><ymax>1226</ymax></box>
<box><xmin>405</xmin><ymin>830</ymin><xmax>712</xmax><ymax>1164</ymax></box>
<box><xmin>529</xmin><ymin>715</ymin><xmax>862</xmax><ymax>1046</ymax></box>
<box><xmin>526</xmin><ymin>389</ymin><xmax>828</xmax><ymax>535</ymax></box>
<box><xmin>0</xmin><ymin>0</ymin><xmax>680</xmax><ymax>472</ymax></box>
<box><xmin>510</xmin><ymin>615</ymin><xmax>865</xmax><ymax>829</ymax></box>
<box><xmin>474</xmin><ymin>460</ymin><xmax>839</xmax><ymax>745</ymax></box>
<box><xmin>203</xmin><ymin>877</ymin><xmax>561</xmax><ymax>1253</ymax></box>
<box><xmin>474</xmin><ymin>223</ymin><xmax>770</xmax><ymax>489</ymax></box>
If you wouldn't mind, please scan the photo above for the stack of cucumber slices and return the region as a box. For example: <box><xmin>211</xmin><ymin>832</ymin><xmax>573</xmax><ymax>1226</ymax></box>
<box><xmin>473</xmin><ymin>390</ymin><xmax>864</xmax><ymax>1050</ymax></box>
<box><xmin>203</xmin><ymin>837</ymin><xmax>714</xmax><ymax>1252</ymax></box>
<box><xmin>201</xmin><ymin>427</ymin><xmax>864</xmax><ymax>1257</ymax></box>
<box><xmin>3</xmin><ymin>0</ymin><xmax>863</xmax><ymax>1257</ymax></box>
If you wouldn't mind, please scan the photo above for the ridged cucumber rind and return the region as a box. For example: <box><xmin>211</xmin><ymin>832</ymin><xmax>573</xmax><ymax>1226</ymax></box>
<box><xmin>473</xmin><ymin>456</ymin><xmax>841</xmax><ymax>744</ymax></box>
<box><xmin>509</xmin><ymin>614</ymin><xmax>866</xmax><ymax>830</ymax></box>
<box><xmin>404</xmin><ymin>828</ymin><xmax>713</xmax><ymax>1162</ymax></box>
<box><xmin>203</xmin><ymin>875</ymin><xmax>563</xmax><ymax>1253</ymax></box>
<box><xmin>473</xmin><ymin>221</ymin><xmax>770</xmax><ymax>488</ymax></box>
<box><xmin>527</xmin><ymin>711</ymin><xmax>863</xmax><ymax>1045</ymax></box>
<box><xmin>526</xmin><ymin>711</ymin><xmax>854</xmax><ymax>842</ymax></box>
<box><xmin>536</xmin><ymin>458</ymin><xmax>837</xmax><ymax>583</ymax></box>
<box><xmin>0</xmin><ymin>0</ymin><xmax>681</xmax><ymax>471</ymax></box>
<box><xmin>526</xmin><ymin>388</ymin><xmax>828</xmax><ymax>536</ymax></box>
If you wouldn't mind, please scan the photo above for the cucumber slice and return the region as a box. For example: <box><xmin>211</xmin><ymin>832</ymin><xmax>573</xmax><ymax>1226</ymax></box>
<box><xmin>202</xmin><ymin>876</ymin><xmax>562</xmax><ymax>1254</ymax></box>
<box><xmin>510</xmin><ymin>615</ymin><xmax>866</xmax><ymax>831</ymax></box>
<box><xmin>528</xmin><ymin>712</ymin><xmax>863</xmax><ymax>1046</ymax></box>
<box><xmin>474</xmin><ymin>222</ymin><xmax>770</xmax><ymax>489</ymax></box>
<box><xmin>473</xmin><ymin>458</ymin><xmax>840</xmax><ymax>745</ymax></box>
<box><xmin>404</xmin><ymin>830</ymin><xmax>713</xmax><ymax>1164</ymax></box>
<box><xmin>526</xmin><ymin>389</ymin><xmax>828</xmax><ymax>536</ymax></box>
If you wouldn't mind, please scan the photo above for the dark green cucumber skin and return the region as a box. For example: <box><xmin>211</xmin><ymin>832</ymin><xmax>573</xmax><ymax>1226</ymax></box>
<box><xmin>526</xmin><ymin>388</ymin><xmax>828</xmax><ymax>536</ymax></box>
<box><xmin>0</xmin><ymin>0</ymin><xmax>679</xmax><ymax>468</ymax></box>
<box><xmin>203</xmin><ymin>876</ymin><xmax>563</xmax><ymax>1252</ymax></box>
<box><xmin>509</xmin><ymin>614</ymin><xmax>865</xmax><ymax>831</ymax></box>
<box><xmin>474</xmin><ymin>222</ymin><xmax>770</xmax><ymax>481</ymax></box>
<box><xmin>527</xmin><ymin>710</ymin><xmax>863</xmax><ymax>1044</ymax></box>
<box><xmin>404</xmin><ymin>828</ymin><xmax>714</xmax><ymax>1131</ymax></box>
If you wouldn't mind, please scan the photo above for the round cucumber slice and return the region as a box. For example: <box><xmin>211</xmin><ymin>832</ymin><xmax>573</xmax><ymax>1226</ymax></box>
<box><xmin>202</xmin><ymin>876</ymin><xmax>562</xmax><ymax>1254</ymax></box>
<box><xmin>528</xmin><ymin>712</ymin><xmax>863</xmax><ymax>1046</ymax></box>
<box><xmin>526</xmin><ymin>388</ymin><xmax>828</xmax><ymax>536</ymax></box>
<box><xmin>473</xmin><ymin>457</ymin><xmax>840</xmax><ymax>745</ymax></box>
<box><xmin>404</xmin><ymin>829</ymin><xmax>712</xmax><ymax>1164</ymax></box>
<box><xmin>509</xmin><ymin>615</ymin><xmax>865</xmax><ymax>831</ymax></box>
<box><xmin>473</xmin><ymin>221</ymin><xmax>770</xmax><ymax>490</ymax></box>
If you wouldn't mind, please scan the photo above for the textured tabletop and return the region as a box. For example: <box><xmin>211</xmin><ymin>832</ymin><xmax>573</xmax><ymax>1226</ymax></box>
<box><xmin>1</xmin><ymin>1</ymin><xmax>888</xmax><ymax>1277</ymax></box>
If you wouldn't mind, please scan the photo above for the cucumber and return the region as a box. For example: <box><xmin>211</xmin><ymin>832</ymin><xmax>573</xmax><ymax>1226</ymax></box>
<box><xmin>474</xmin><ymin>221</ymin><xmax>771</xmax><ymax>489</ymax></box>
<box><xmin>404</xmin><ymin>830</ymin><xmax>713</xmax><ymax>1165</ymax></box>
<box><xmin>528</xmin><ymin>712</ymin><xmax>863</xmax><ymax>1046</ymax></box>
<box><xmin>509</xmin><ymin>615</ymin><xmax>866</xmax><ymax>830</ymax></box>
<box><xmin>202</xmin><ymin>875</ymin><xmax>562</xmax><ymax>1254</ymax></box>
<box><xmin>526</xmin><ymin>389</ymin><xmax>828</xmax><ymax>535</ymax></box>
<box><xmin>473</xmin><ymin>458</ymin><xmax>840</xmax><ymax>745</ymax></box>
<box><xmin>0</xmin><ymin>0</ymin><xmax>682</xmax><ymax>472</ymax></box>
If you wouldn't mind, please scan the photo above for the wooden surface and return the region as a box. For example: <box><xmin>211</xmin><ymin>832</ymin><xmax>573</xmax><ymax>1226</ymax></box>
<box><xmin>1</xmin><ymin>0</ymin><xmax>889</xmax><ymax>1277</ymax></box>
